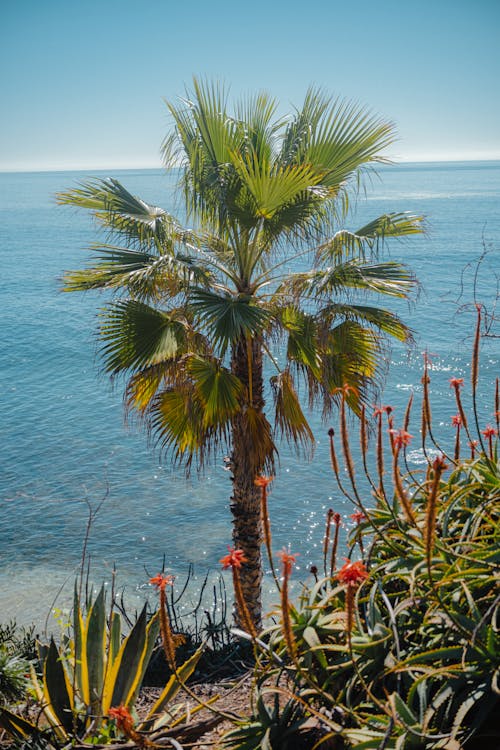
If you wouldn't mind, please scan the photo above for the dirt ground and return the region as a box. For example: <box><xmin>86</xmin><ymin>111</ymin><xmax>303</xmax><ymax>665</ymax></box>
<box><xmin>138</xmin><ymin>674</ymin><xmax>254</xmax><ymax>749</ymax></box>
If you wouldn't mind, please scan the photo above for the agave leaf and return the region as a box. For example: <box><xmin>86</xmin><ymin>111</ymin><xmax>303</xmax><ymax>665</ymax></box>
<box><xmin>0</xmin><ymin>707</ymin><xmax>40</xmax><ymax>740</ymax></box>
<box><xmin>43</xmin><ymin>638</ymin><xmax>74</xmax><ymax>735</ymax></box>
<box><xmin>140</xmin><ymin>645</ymin><xmax>205</xmax><ymax>730</ymax></box>
<box><xmin>85</xmin><ymin>585</ymin><xmax>106</xmax><ymax>711</ymax></box>
<box><xmin>109</xmin><ymin>611</ymin><xmax>121</xmax><ymax>664</ymax></box>
<box><xmin>126</xmin><ymin>612</ymin><xmax>160</xmax><ymax>709</ymax></box>
<box><xmin>73</xmin><ymin>586</ymin><xmax>89</xmax><ymax>705</ymax></box>
<box><xmin>102</xmin><ymin>604</ymin><xmax>149</xmax><ymax>713</ymax></box>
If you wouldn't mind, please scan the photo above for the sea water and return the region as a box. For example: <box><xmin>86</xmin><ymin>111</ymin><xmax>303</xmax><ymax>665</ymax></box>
<box><xmin>1</xmin><ymin>162</ymin><xmax>499</xmax><ymax>627</ymax></box>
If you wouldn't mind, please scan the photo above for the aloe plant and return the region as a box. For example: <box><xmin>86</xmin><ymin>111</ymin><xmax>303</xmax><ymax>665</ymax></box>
<box><xmin>223</xmin><ymin>308</ymin><xmax>499</xmax><ymax>749</ymax></box>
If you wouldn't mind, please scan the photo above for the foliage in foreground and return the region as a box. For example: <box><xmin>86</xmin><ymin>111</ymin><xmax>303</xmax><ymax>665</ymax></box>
<box><xmin>223</xmin><ymin>308</ymin><xmax>499</xmax><ymax>749</ymax></box>
<box><xmin>1</xmin><ymin>312</ymin><xmax>498</xmax><ymax>750</ymax></box>
<box><xmin>0</xmin><ymin>580</ymin><xmax>207</xmax><ymax>748</ymax></box>
<box><xmin>0</xmin><ymin>621</ymin><xmax>36</xmax><ymax>706</ymax></box>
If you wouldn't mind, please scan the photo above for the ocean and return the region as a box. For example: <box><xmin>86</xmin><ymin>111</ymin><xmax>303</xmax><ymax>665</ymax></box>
<box><xmin>1</xmin><ymin>162</ymin><xmax>499</xmax><ymax>628</ymax></box>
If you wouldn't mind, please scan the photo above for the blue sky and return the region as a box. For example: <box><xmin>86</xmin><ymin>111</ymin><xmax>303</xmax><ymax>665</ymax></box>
<box><xmin>1</xmin><ymin>0</ymin><xmax>499</xmax><ymax>171</ymax></box>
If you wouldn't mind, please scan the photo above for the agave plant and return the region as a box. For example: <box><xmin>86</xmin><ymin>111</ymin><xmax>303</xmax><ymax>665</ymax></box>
<box><xmin>0</xmin><ymin>583</ymin><xmax>204</xmax><ymax>746</ymax></box>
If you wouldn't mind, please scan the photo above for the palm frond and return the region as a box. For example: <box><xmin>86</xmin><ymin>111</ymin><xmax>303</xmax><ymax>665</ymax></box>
<box><xmin>187</xmin><ymin>355</ymin><xmax>242</xmax><ymax>426</ymax></box>
<box><xmin>99</xmin><ymin>301</ymin><xmax>189</xmax><ymax>375</ymax></box>
<box><xmin>320</xmin><ymin>320</ymin><xmax>383</xmax><ymax>414</ymax></box>
<box><xmin>57</xmin><ymin>178</ymin><xmax>188</xmax><ymax>249</ymax></box>
<box><xmin>230</xmin><ymin>149</ymin><xmax>323</xmax><ymax>220</ymax></box>
<box><xmin>303</xmin><ymin>97</ymin><xmax>395</xmax><ymax>188</ymax></box>
<box><xmin>163</xmin><ymin>78</ymin><xmax>245</xmax><ymax>228</ymax></box>
<box><xmin>271</xmin><ymin>369</ymin><xmax>314</xmax><ymax>455</ymax></box>
<box><xmin>318</xmin><ymin>302</ymin><xmax>413</xmax><ymax>343</ymax></box>
<box><xmin>316</xmin><ymin>212</ymin><xmax>425</xmax><ymax>262</ymax></box>
<box><xmin>280</xmin><ymin>260</ymin><xmax>417</xmax><ymax>300</ymax></box>
<box><xmin>279</xmin><ymin>306</ymin><xmax>321</xmax><ymax>378</ymax></box>
<box><xmin>63</xmin><ymin>245</ymin><xmax>213</xmax><ymax>298</ymax></box>
<box><xmin>149</xmin><ymin>383</ymin><xmax>209</xmax><ymax>468</ymax></box>
<box><xmin>235</xmin><ymin>91</ymin><xmax>283</xmax><ymax>163</ymax></box>
<box><xmin>191</xmin><ymin>289</ymin><xmax>271</xmax><ymax>353</ymax></box>
<box><xmin>243</xmin><ymin>405</ymin><xmax>276</xmax><ymax>472</ymax></box>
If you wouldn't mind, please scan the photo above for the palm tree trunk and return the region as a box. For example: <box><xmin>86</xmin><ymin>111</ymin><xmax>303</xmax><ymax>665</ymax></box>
<box><xmin>229</xmin><ymin>336</ymin><xmax>267</xmax><ymax>632</ymax></box>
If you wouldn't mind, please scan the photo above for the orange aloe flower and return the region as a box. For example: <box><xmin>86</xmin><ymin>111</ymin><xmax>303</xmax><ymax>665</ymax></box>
<box><xmin>149</xmin><ymin>573</ymin><xmax>174</xmax><ymax>591</ymax></box>
<box><xmin>350</xmin><ymin>511</ymin><xmax>366</xmax><ymax>525</ymax></box>
<box><xmin>109</xmin><ymin>705</ymin><xmax>145</xmax><ymax>746</ymax></box>
<box><xmin>449</xmin><ymin>377</ymin><xmax>464</xmax><ymax>389</ymax></box>
<box><xmin>254</xmin><ymin>475</ymin><xmax>273</xmax><ymax>488</ymax></box>
<box><xmin>482</xmin><ymin>425</ymin><xmax>497</xmax><ymax>439</ymax></box>
<box><xmin>482</xmin><ymin>424</ymin><xmax>498</xmax><ymax>458</ymax></box>
<box><xmin>336</xmin><ymin>559</ymin><xmax>369</xmax><ymax>588</ymax></box>
<box><xmin>220</xmin><ymin>546</ymin><xmax>248</xmax><ymax>570</ymax></box>
<box><xmin>389</xmin><ymin>428</ymin><xmax>413</xmax><ymax>449</ymax></box>
<box><xmin>277</xmin><ymin>547</ymin><xmax>299</xmax><ymax>577</ymax></box>
<box><xmin>451</xmin><ymin>414</ymin><xmax>462</xmax><ymax>427</ymax></box>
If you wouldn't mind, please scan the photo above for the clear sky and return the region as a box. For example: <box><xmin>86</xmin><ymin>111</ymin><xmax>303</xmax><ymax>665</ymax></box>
<box><xmin>1</xmin><ymin>0</ymin><xmax>499</xmax><ymax>171</ymax></box>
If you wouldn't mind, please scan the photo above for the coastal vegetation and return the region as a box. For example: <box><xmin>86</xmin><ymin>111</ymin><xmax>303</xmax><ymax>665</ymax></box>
<box><xmin>1</xmin><ymin>307</ymin><xmax>498</xmax><ymax>749</ymax></box>
<box><xmin>56</xmin><ymin>79</ymin><xmax>423</xmax><ymax>629</ymax></box>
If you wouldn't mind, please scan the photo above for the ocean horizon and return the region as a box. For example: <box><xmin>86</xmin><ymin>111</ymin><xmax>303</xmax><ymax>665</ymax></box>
<box><xmin>1</xmin><ymin>161</ymin><xmax>499</xmax><ymax>628</ymax></box>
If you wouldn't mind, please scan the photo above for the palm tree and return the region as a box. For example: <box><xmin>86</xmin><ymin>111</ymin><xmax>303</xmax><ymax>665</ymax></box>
<box><xmin>59</xmin><ymin>80</ymin><xmax>423</xmax><ymax>630</ymax></box>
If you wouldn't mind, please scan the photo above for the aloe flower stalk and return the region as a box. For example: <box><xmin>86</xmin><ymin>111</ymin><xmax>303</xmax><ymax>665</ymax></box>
<box><xmin>495</xmin><ymin>378</ymin><xmax>499</xmax><ymax>434</ymax></box>
<box><xmin>221</xmin><ymin>547</ymin><xmax>257</xmax><ymax>638</ymax></box>
<box><xmin>277</xmin><ymin>548</ymin><xmax>299</xmax><ymax>659</ymax></box>
<box><xmin>452</xmin><ymin>414</ymin><xmax>462</xmax><ymax>460</ymax></box>
<box><xmin>390</xmin><ymin>433</ymin><xmax>417</xmax><ymax>525</ymax></box>
<box><xmin>350</xmin><ymin>511</ymin><xmax>366</xmax><ymax>557</ymax></box>
<box><xmin>323</xmin><ymin>508</ymin><xmax>334</xmax><ymax>575</ymax></box>
<box><xmin>450</xmin><ymin>377</ymin><xmax>468</xmax><ymax>430</ymax></box>
<box><xmin>255</xmin><ymin>475</ymin><xmax>278</xmax><ymax>587</ymax></box>
<box><xmin>329</xmin><ymin>512</ymin><xmax>342</xmax><ymax>575</ymax></box>
<box><xmin>149</xmin><ymin>573</ymin><xmax>176</xmax><ymax>670</ymax></box>
<box><xmin>338</xmin><ymin>385</ymin><xmax>359</xmax><ymax>498</ymax></box>
<box><xmin>373</xmin><ymin>405</ymin><xmax>392</xmax><ymax>498</ymax></box>
<box><xmin>336</xmin><ymin>559</ymin><xmax>369</xmax><ymax>637</ymax></box>
<box><xmin>424</xmin><ymin>455</ymin><xmax>448</xmax><ymax>572</ymax></box>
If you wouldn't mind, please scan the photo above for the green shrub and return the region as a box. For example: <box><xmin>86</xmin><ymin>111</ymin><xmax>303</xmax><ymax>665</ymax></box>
<box><xmin>224</xmin><ymin>307</ymin><xmax>499</xmax><ymax>749</ymax></box>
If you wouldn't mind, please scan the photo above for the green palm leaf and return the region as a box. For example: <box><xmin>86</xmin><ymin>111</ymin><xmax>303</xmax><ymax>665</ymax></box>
<box><xmin>187</xmin><ymin>355</ymin><xmax>242</xmax><ymax>425</ymax></box>
<box><xmin>191</xmin><ymin>289</ymin><xmax>271</xmax><ymax>352</ymax></box>
<box><xmin>318</xmin><ymin>302</ymin><xmax>412</xmax><ymax>343</ymax></box>
<box><xmin>271</xmin><ymin>370</ymin><xmax>314</xmax><ymax>454</ymax></box>
<box><xmin>317</xmin><ymin>212</ymin><xmax>425</xmax><ymax>262</ymax></box>
<box><xmin>281</xmin><ymin>260</ymin><xmax>416</xmax><ymax>300</ymax></box>
<box><xmin>231</xmin><ymin>150</ymin><xmax>323</xmax><ymax>220</ymax></box>
<box><xmin>319</xmin><ymin>320</ymin><xmax>382</xmax><ymax>413</ymax></box>
<box><xmin>63</xmin><ymin>245</ymin><xmax>212</xmax><ymax>297</ymax></box>
<box><xmin>280</xmin><ymin>306</ymin><xmax>321</xmax><ymax>379</ymax></box>
<box><xmin>99</xmin><ymin>301</ymin><xmax>189</xmax><ymax>375</ymax></box>
<box><xmin>57</xmin><ymin>178</ymin><xmax>187</xmax><ymax>248</ymax></box>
